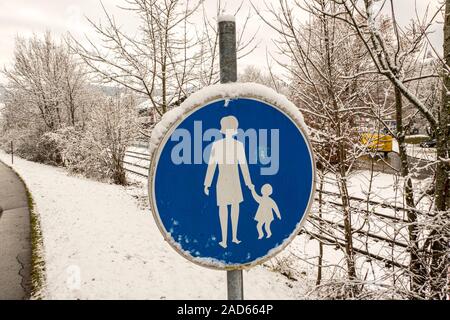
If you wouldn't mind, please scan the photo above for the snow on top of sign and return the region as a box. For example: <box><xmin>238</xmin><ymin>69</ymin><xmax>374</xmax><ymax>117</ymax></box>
<box><xmin>218</xmin><ymin>14</ymin><xmax>235</xmax><ymax>23</ymax></box>
<box><xmin>149</xmin><ymin>82</ymin><xmax>308</xmax><ymax>158</ymax></box>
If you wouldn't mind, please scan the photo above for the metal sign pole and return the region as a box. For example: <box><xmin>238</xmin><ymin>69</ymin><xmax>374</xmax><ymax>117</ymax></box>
<box><xmin>227</xmin><ymin>268</ymin><xmax>243</xmax><ymax>300</ymax></box>
<box><xmin>219</xmin><ymin>16</ymin><xmax>237</xmax><ymax>83</ymax></box>
<box><xmin>218</xmin><ymin>15</ymin><xmax>243</xmax><ymax>301</ymax></box>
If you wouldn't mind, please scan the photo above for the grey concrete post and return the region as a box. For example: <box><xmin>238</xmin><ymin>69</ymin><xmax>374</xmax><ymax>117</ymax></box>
<box><xmin>218</xmin><ymin>16</ymin><xmax>243</xmax><ymax>301</ymax></box>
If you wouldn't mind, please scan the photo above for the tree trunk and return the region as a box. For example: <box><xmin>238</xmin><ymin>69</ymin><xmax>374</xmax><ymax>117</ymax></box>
<box><xmin>436</xmin><ymin>0</ymin><xmax>450</xmax><ymax>216</ymax></box>
<box><xmin>394</xmin><ymin>87</ymin><xmax>425</xmax><ymax>298</ymax></box>
<box><xmin>429</xmin><ymin>0</ymin><xmax>450</xmax><ymax>299</ymax></box>
<box><xmin>336</xmin><ymin>114</ymin><xmax>357</xmax><ymax>294</ymax></box>
<box><xmin>339</xmin><ymin>174</ymin><xmax>357</xmax><ymax>289</ymax></box>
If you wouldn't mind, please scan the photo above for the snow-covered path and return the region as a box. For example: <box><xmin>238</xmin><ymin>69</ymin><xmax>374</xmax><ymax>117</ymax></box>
<box><xmin>0</xmin><ymin>151</ymin><xmax>304</xmax><ymax>299</ymax></box>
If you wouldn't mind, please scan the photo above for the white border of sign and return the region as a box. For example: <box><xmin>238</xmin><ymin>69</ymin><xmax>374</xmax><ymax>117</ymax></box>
<box><xmin>148</xmin><ymin>82</ymin><xmax>316</xmax><ymax>270</ymax></box>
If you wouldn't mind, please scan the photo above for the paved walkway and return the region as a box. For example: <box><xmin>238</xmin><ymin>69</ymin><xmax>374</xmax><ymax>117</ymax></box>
<box><xmin>0</xmin><ymin>160</ymin><xmax>31</xmax><ymax>300</ymax></box>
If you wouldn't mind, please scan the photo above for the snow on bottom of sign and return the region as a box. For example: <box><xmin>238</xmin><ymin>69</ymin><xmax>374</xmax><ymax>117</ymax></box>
<box><xmin>170</xmin><ymin>240</ymin><xmax>230</xmax><ymax>269</ymax></box>
<box><xmin>163</xmin><ymin>207</ymin><xmax>307</xmax><ymax>269</ymax></box>
<box><xmin>149</xmin><ymin>82</ymin><xmax>308</xmax><ymax>157</ymax></box>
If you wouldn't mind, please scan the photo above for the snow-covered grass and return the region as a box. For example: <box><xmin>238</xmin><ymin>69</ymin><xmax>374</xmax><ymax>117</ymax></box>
<box><xmin>0</xmin><ymin>150</ymin><xmax>310</xmax><ymax>299</ymax></box>
<box><xmin>15</xmin><ymin>170</ymin><xmax>47</xmax><ymax>299</ymax></box>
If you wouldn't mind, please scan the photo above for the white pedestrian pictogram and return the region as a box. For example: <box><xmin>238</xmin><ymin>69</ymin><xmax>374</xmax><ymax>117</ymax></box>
<box><xmin>204</xmin><ymin>116</ymin><xmax>253</xmax><ymax>249</ymax></box>
<box><xmin>249</xmin><ymin>184</ymin><xmax>281</xmax><ymax>239</ymax></box>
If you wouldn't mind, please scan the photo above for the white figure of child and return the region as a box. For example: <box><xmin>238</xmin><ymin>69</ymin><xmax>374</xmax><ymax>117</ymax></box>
<box><xmin>249</xmin><ymin>184</ymin><xmax>281</xmax><ymax>239</ymax></box>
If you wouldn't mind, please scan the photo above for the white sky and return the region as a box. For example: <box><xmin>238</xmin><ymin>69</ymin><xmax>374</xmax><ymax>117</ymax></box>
<box><xmin>0</xmin><ymin>0</ymin><xmax>444</xmax><ymax>84</ymax></box>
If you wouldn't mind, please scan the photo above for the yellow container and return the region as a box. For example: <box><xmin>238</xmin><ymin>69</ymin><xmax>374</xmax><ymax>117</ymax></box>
<box><xmin>361</xmin><ymin>133</ymin><xmax>393</xmax><ymax>153</ymax></box>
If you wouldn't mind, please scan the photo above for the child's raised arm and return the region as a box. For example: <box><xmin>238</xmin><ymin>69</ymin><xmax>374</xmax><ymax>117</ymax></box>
<box><xmin>249</xmin><ymin>185</ymin><xmax>262</xmax><ymax>203</ymax></box>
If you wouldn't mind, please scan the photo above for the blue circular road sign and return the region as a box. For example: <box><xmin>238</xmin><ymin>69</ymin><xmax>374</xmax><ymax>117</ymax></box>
<box><xmin>149</xmin><ymin>84</ymin><xmax>315</xmax><ymax>269</ymax></box>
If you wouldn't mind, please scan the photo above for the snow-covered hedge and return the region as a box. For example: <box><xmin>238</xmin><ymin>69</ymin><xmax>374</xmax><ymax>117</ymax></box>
<box><xmin>0</xmin><ymin>128</ymin><xmax>63</xmax><ymax>165</ymax></box>
<box><xmin>0</xmin><ymin>93</ymin><xmax>139</xmax><ymax>185</ymax></box>
<box><xmin>59</xmin><ymin>95</ymin><xmax>139</xmax><ymax>184</ymax></box>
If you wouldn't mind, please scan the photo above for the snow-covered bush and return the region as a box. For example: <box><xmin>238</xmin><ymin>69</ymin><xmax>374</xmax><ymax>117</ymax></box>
<box><xmin>60</xmin><ymin>94</ymin><xmax>139</xmax><ymax>185</ymax></box>
<box><xmin>34</xmin><ymin>132</ymin><xmax>65</xmax><ymax>165</ymax></box>
<box><xmin>0</xmin><ymin>127</ymin><xmax>63</xmax><ymax>165</ymax></box>
<box><xmin>55</xmin><ymin>126</ymin><xmax>101</xmax><ymax>175</ymax></box>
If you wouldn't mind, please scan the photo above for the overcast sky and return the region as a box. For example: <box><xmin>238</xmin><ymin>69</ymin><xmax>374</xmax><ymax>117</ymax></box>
<box><xmin>0</xmin><ymin>0</ymin><xmax>444</xmax><ymax>84</ymax></box>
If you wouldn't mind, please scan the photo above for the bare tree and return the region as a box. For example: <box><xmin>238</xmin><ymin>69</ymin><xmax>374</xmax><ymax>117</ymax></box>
<box><xmin>70</xmin><ymin>0</ymin><xmax>258</xmax><ymax>118</ymax></box>
<box><xmin>4</xmin><ymin>32</ymin><xmax>88</xmax><ymax>131</ymax></box>
<box><xmin>2</xmin><ymin>32</ymin><xmax>90</xmax><ymax>163</ymax></box>
<box><xmin>262</xmin><ymin>0</ymin><xmax>448</xmax><ymax>299</ymax></box>
<box><xmin>324</xmin><ymin>0</ymin><xmax>448</xmax><ymax>300</ymax></box>
<box><xmin>429</xmin><ymin>0</ymin><xmax>450</xmax><ymax>299</ymax></box>
<box><xmin>70</xmin><ymin>0</ymin><xmax>204</xmax><ymax>116</ymax></box>
<box><xmin>253</xmin><ymin>0</ymin><xmax>382</xmax><ymax>297</ymax></box>
<box><xmin>254</xmin><ymin>0</ymin><xmax>448</xmax><ymax>299</ymax></box>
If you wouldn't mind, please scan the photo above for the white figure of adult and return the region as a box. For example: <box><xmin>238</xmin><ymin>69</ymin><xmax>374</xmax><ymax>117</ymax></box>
<box><xmin>204</xmin><ymin>116</ymin><xmax>253</xmax><ymax>249</ymax></box>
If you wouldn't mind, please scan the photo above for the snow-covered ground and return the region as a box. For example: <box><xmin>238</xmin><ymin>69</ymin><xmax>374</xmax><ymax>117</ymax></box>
<box><xmin>405</xmin><ymin>144</ymin><xmax>436</xmax><ymax>162</ymax></box>
<box><xmin>0</xmin><ymin>150</ymin><xmax>311</xmax><ymax>299</ymax></box>
<box><xmin>124</xmin><ymin>146</ymin><xmax>417</xmax><ymax>295</ymax></box>
<box><xmin>392</xmin><ymin>139</ymin><xmax>436</xmax><ymax>161</ymax></box>
<box><xmin>1</xmin><ymin>147</ymin><xmax>420</xmax><ymax>299</ymax></box>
